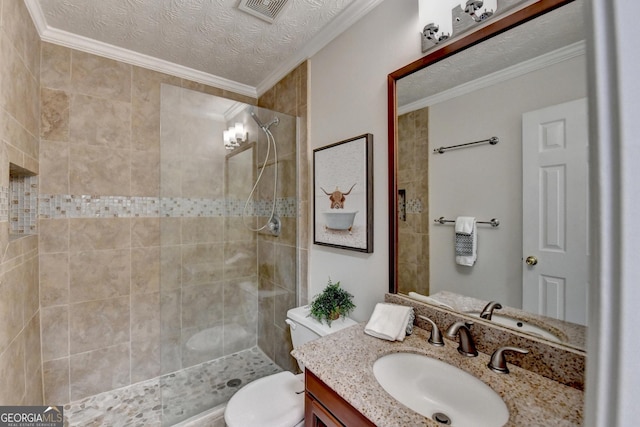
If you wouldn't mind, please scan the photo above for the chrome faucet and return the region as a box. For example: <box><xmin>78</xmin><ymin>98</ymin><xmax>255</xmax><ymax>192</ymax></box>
<box><xmin>445</xmin><ymin>321</ymin><xmax>478</xmax><ymax>357</ymax></box>
<box><xmin>418</xmin><ymin>315</ymin><xmax>444</xmax><ymax>347</ymax></box>
<box><xmin>488</xmin><ymin>346</ymin><xmax>529</xmax><ymax>374</ymax></box>
<box><xmin>479</xmin><ymin>301</ymin><xmax>502</xmax><ymax>320</ymax></box>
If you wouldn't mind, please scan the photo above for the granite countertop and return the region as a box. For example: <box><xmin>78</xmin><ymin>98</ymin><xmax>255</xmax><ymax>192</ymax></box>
<box><xmin>292</xmin><ymin>323</ymin><xmax>583</xmax><ymax>427</ymax></box>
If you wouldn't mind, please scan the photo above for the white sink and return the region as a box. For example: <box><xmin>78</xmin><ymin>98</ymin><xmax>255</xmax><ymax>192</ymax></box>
<box><xmin>373</xmin><ymin>353</ymin><xmax>508</xmax><ymax>426</ymax></box>
<box><xmin>466</xmin><ymin>312</ymin><xmax>562</xmax><ymax>342</ymax></box>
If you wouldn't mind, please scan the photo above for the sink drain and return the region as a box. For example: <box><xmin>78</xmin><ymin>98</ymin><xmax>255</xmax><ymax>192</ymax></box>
<box><xmin>226</xmin><ymin>378</ymin><xmax>242</xmax><ymax>387</ymax></box>
<box><xmin>432</xmin><ymin>412</ymin><xmax>452</xmax><ymax>425</ymax></box>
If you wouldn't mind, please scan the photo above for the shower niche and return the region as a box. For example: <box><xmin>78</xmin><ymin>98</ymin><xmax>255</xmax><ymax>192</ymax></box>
<box><xmin>8</xmin><ymin>163</ymin><xmax>38</xmax><ymax>236</ymax></box>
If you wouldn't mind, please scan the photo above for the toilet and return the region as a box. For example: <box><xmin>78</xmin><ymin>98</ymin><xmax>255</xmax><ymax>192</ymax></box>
<box><xmin>224</xmin><ymin>305</ymin><xmax>357</xmax><ymax>427</ymax></box>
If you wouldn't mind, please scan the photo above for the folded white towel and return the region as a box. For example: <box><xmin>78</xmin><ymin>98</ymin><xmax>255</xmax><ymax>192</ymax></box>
<box><xmin>455</xmin><ymin>216</ymin><xmax>477</xmax><ymax>266</ymax></box>
<box><xmin>364</xmin><ymin>303</ymin><xmax>413</xmax><ymax>342</ymax></box>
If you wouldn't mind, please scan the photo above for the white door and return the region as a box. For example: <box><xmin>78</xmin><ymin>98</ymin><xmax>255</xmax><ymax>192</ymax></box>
<box><xmin>522</xmin><ymin>98</ymin><xmax>588</xmax><ymax>326</ymax></box>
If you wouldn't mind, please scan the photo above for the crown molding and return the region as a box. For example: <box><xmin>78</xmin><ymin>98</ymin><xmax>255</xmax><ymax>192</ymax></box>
<box><xmin>255</xmin><ymin>0</ymin><xmax>385</xmax><ymax>96</ymax></box>
<box><xmin>24</xmin><ymin>0</ymin><xmax>257</xmax><ymax>98</ymax></box>
<box><xmin>25</xmin><ymin>0</ymin><xmax>384</xmax><ymax>100</ymax></box>
<box><xmin>398</xmin><ymin>40</ymin><xmax>586</xmax><ymax>115</ymax></box>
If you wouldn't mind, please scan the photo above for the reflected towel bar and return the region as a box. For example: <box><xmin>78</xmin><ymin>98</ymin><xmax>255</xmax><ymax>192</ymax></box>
<box><xmin>433</xmin><ymin>136</ymin><xmax>499</xmax><ymax>154</ymax></box>
<box><xmin>434</xmin><ymin>217</ymin><xmax>500</xmax><ymax>227</ymax></box>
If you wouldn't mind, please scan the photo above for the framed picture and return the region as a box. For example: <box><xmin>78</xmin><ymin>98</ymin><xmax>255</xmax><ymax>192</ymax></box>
<box><xmin>313</xmin><ymin>133</ymin><xmax>373</xmax><ymax>253</ymax></box>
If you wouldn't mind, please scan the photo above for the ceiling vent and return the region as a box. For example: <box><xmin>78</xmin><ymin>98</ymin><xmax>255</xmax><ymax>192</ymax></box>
<box><xmin>238</xmin><ymin>0</ymin><xmax>290</xmax><ymax>24</ymax></box>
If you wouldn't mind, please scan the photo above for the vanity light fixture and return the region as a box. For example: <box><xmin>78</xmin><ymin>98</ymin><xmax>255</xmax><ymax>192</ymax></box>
<box><xmin>419</xmin><ymin>0</ymin><xmax>458</xmax><ymax>45</ymax></box>
<box><xmin>224</xmin><ymin>122</ymin><xmax>247</xmax><ymax>150</ymax></box>
<box><xmin>419</xmin><ymin>0</ymin><xmax>499</xmax><ymax>50</ymax></box>
<box><xmin>462</xmin><ymin>0</ymin><xmax>497</xmax><ymax>22</ymax></box>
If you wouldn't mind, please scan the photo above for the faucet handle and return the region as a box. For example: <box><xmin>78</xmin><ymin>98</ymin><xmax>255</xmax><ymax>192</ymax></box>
<box><xmin>488</xmin><ymin>346</ymin><xmax>529</xmax><ymax>374</ymax></box>
<box><xmin>418</xmin><ymin>315</ymin><xmax>444</xmax><ymax>347</ymax></box>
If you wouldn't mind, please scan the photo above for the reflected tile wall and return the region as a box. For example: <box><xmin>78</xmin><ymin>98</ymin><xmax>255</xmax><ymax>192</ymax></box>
<box><xmin>0</xmin><ymin>0</ymin><xmax>42</xmax><ymax>407</ymax></box>
<box><xmin>397</xmin><ymin>108</ymin><xmax>430</xmax><ymax>295</ymax></box>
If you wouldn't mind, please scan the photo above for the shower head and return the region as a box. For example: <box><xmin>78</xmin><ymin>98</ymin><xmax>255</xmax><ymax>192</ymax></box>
<box><xmin>250</xmin><ymin>109</ymin><xmax>279</xmax><ymax>131</ymax></box>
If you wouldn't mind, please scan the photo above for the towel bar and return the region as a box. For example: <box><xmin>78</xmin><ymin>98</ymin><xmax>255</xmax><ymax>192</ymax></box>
<box><xmin>434</xmin><ymin>217</ymin><xmax>500</xmax><ymax>227</ymax></box>
<box><xmin>433</xmin><ymin>136</ymin><xmax>499</xmax><ymax>154</ymax></box>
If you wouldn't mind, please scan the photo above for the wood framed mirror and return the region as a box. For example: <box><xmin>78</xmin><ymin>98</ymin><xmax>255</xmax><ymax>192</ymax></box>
<box><xmin>388</xmin><ymin>0</ymin><xmax>587</xmax><ymax>350</ymax></box>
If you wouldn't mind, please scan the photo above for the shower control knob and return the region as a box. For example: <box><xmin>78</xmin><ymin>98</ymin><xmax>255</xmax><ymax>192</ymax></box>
<box><xmin>525</xmin><ymin>256</ymin><xmax>538</xmax><ymax>266</ymax></box>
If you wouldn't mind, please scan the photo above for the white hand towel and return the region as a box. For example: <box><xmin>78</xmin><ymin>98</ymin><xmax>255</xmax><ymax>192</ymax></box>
<box><xmin>455</xmin><ymin>216</ymin><xmax>477</xmax><ymax>266</ymax></box>
<box><xmin>364</xmin><ymin>303</ymin><xmax>413</xmax><ymax>342</ymax></box>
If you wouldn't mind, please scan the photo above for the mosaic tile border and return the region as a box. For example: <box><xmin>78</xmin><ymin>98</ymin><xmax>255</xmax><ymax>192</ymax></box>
<box><xmin>10</xmin><ymin>175</ymin><xmax>38</xmax><ymax>234</ymax></box>
<box><xmin>0</xmin><ymin>186</ymin><xmax>8</xmax><ymax>221</ymax></box>
<box><xmin>399</xmin><ymin>198</ymin><xmax>423</xmax><ymax>214</ymax></box>
<box><xmin>38</xmin><ymin>194</ymin><xmax>299</xmax><ymax>219</ymax></box>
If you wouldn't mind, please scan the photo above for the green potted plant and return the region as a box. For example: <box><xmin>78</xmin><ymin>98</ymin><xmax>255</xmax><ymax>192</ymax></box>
<box><xmin>309</xmin><ymin>278</ymin><xmax>355</xmax><ymax>326</ymax></box>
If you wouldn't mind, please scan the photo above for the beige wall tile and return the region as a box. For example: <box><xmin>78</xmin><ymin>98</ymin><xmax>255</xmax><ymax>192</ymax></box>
<box><xmin>131</xmin><ymin>292</ymin><xmax>160</xmax><ymax>341</ymax></box>
<box><xmin>69</xmin><ymin>343</ymin><xmax>130</xmax><ymax>401</ymax></box>
<box><xmin>70</xmin><ymin>51</ymin><xmax>131</xmax><ymax>102</ymax></box>
<box><xmin>160</xmin><ymin>246</ymin><xmax>182</xmax><ymax>291</ymax></box>
<box><xmin>223</xmin><ymin>241</ymin><xmax>257</xmax><ymax>279</ymax></box>
<box><xmin>131</xmin><ymin>217</ymin><xmax>160</xmax><ymax>248</ymax></box>
<box><xmin>23</xmin><ymin>255</ymin><xmax>39</xmax><ymax>322</ymax></box>
<box><xmin>69</xmin><ymin>218</ymin><xmax>131</xmax><ymax>251</ymax></box>
<box><xmin>130</xmin><ymin>148</ymin><xmax>160</xmax><ymax>196</ymax></box>
<box><xmin>131</xmin><ymin>338</ymin><xmax>161</xmax><ymax>383</ymax></box>
<box><xmin>0</xmin><ymin>34</ymin><xmax>39</xmax><ymax>137</ymax></box>
<box><xmin>38</xmin><ymin>219</ymin><xmax>69</xmax><ymax>253</ymax></box>
<box><xmin>131</xmin><ymin>247</ymin><xmax>160</xmax><ymax>294</ymax></box>
<box><xmin>41</xmin><ymin>88</ymin><xmax>69</xmax><ymax>141</ymax></box>
<box><xmin>0</xmin><ymin>266</ymin><xmax>24</xmax><ymax>355</ymax></box>
<box><xmin>43</xmin><ymin>358</ymin><xmax>70</xmax><ymax>405</ymax></box>
<box><xmin>69</xmin><ymin>296</ymin><xmax>130</xmax><ymax>354</ymax></box>
<box><xmin>69</xmin><ymin>94</ymin><xmax>131</xmax><ymax>149</ymax></box>
<box><xmin>182</xmin><ymin>217</ymin><xmax>224</xmax><ymax>244</ymax></box>
<box><xmin>24</xmin><ymin>312</ymin><xmax>43</xmax><ymax>405</ymax></box>
<box><xmin>69</xmin><ymin>145</ymin><xmax>131</xmax><ymax>195</ymax></box>
<box><xmin>181</xmin><ymin>243</ymin><xmax>224</xmax><ymax>286</ymax></box>
<box><xmin>181</xmin><ymin>282</ymin><xmax>224</xmax><ymax>329</ymax></box>
<box><xmin>0</xmin><ymin>334</ymin><xmax>26</xmax><ymax>405</ymax></box>
<box><xmin>39</xmin><ymin>140</ymin><xmax>69</xmax><ymax>195</ymax></box>
<box><xmin>40</xmin><ymin>42</ymin><xmax>71</xmax><ymax>91</ymax></box>
<box><xmin>69</xmin><ymin>249</ymin><xmax>131</xmax><ymax>303</ymax></box>
<box><xmin>41</xmin><ymin>305</ymin><xmax>69</xmax><ymax>361</ymax></box>
<box><xmin>275</xmin><ymin>244</ymin><xmax>296</xmax><ymax>292</ymax></box>
<box><xmin>1</xmin><ymin>108</ymin><xmax>39</xmax><ymax>161</ymax></box>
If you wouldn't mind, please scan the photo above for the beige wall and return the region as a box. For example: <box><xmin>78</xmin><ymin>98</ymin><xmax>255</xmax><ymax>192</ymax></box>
<box><xmin>0</xmin><ymin>0</ymin><xmax>43</xmax><ymax>406</ymax></box>
<box><xmin>308</xmin><ymin>0</ymin><xmax>419</xmax><ymax>321</ymax></box>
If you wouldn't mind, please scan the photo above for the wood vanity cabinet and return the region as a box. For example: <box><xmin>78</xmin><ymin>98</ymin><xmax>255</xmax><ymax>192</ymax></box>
<box><xmin>305</xmin><ymin>369</ymin><xmax>376</xmax><ymax>427</ymax></box>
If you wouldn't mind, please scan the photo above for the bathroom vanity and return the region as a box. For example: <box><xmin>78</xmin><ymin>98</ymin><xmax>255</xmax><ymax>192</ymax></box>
<box><xmin>305</xmin><ymin>369</ymin><xmax>375</xmax><ymax>427</ymax></box>
<box><xmin>293</xmin><ymin>319</ymin><xmax>584</xmax><ymax>426</ymax></box>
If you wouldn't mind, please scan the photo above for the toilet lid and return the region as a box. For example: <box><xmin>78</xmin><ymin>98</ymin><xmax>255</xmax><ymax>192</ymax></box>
<box><xmin>225</xmin><ymin>371</ymin><xmax>305</xmax><ymax>427</ymax></box>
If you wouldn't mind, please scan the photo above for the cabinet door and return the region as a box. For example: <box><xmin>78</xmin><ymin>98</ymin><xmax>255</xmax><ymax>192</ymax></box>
<box><xmin>305</xmin><ymin>394</ymin><xmax>343</xmax><ymax>427</ymax></box>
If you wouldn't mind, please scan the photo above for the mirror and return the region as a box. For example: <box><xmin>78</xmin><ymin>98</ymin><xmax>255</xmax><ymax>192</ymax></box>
<box><xmin>388</xmin><ymin>0</ymin><xmax>587</xmax><ymax>350</ymax></box>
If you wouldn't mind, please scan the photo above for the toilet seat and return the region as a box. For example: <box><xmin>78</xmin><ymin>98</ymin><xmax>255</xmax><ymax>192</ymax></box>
<box><xmin>224</xmin><ymin>371</ymin><xmax>305</xmax><ymax>427</ymax></box>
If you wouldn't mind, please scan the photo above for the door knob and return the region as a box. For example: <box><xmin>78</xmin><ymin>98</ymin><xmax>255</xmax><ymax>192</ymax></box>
<box><xmin>525</xmin><ymin>256</ymin><xmax>538</xmax><ymax>266</ymax></box>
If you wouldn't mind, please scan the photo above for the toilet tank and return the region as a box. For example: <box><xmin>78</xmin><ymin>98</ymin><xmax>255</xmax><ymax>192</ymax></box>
<box><xmin>286</xmin><ymin>305</ymin><xmax>357</xmax><ymax>350</ymax></box>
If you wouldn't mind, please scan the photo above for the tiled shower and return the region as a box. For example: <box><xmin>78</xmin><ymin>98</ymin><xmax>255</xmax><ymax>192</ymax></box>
<box><xmin>0</xmin><ymin>2</ymin><xmax>310</xmax><ymax>424</ymax></box>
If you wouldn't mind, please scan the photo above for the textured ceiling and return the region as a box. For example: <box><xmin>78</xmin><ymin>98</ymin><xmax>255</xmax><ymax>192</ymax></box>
<box><xmin>29</xmin><ymin>0</ymin><xmax>379</xmax><ymax>93</ymax></box>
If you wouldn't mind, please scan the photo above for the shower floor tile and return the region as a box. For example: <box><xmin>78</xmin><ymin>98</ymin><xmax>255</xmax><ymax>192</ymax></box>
<box><xmin>64</xmin><ymin>347</ymin><xmax>282</xmax><ymax>427</ymax></box>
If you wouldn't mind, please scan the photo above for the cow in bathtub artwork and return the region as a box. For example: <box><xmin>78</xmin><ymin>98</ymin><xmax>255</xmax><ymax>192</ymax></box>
<box><xmin>313</xmin><ymin>133</ymin><xmax>373</xmax><ymax>253</ymax></box>
<box><xmin>319</xmin><ymin>184</ymin><xmax>358</xmax><ymax>231</ymax></box>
